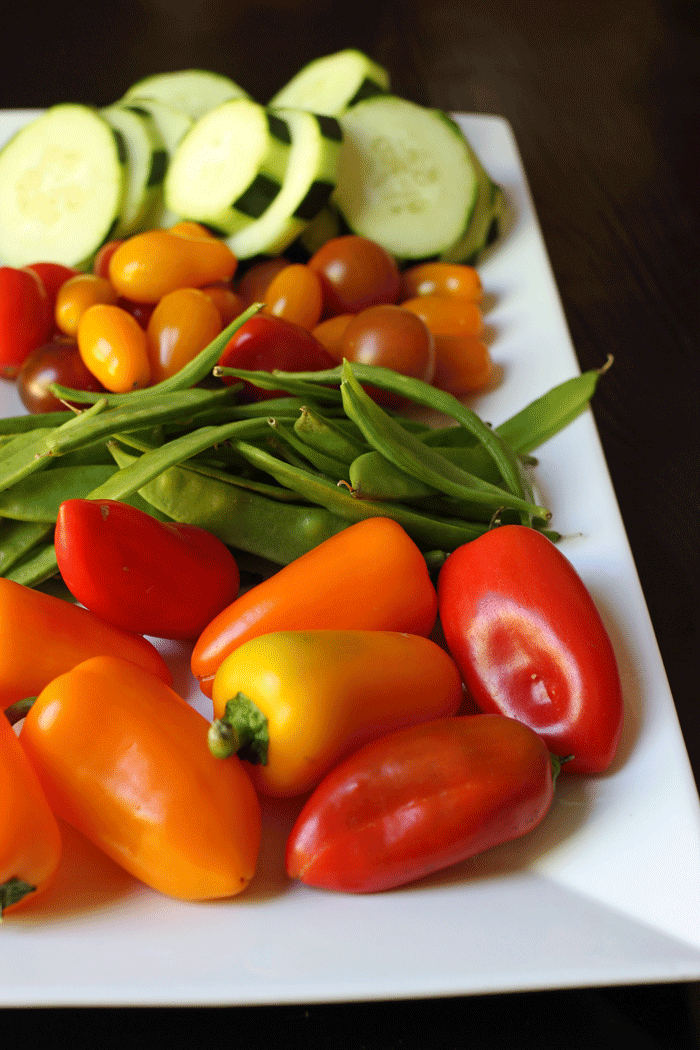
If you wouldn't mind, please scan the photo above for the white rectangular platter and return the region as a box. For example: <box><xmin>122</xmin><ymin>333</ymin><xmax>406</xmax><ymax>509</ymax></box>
<box><xmin>2</xmin><ymin>111</ymin><xmax>700</xmax><ymax>1007</ymax></box>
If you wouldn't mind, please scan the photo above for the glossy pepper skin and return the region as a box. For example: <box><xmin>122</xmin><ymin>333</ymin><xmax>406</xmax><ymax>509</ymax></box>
<box><xmin>286</xmin><ymin>713</ymin><xmax>555</xmax><ymax>893</ymax></box>
<box><xmin>210</xmin><ymin>629</ymin><xmax>463</xmax><ymax>798</ymax></box>
<box><xmin>19</xmin><ymin>656</ymin><xmax>261</xmax><ymax>902</ymax></box>
<box><xmin>192</xmin><ymin>517</ymin><xmax>438</xmax><ymax>697</ymax></box>
<box><xmin>0</xmin><ymin>577</ymin><xmax>171</xmax><ymax>710</ymax></box>
<box><xmin>55</xmin><ymin>498</ymin><xmax>240</xmax><ymax>640</ymax></box>
<box><xmin>437</xmin><ymin>525</ymin><xmax>623</xmax><ymax>773</ymax></box>
<box><xmin>1</xmin><ymin>710</ymin><xmax>62</xmax><ymax>917</ymax></box>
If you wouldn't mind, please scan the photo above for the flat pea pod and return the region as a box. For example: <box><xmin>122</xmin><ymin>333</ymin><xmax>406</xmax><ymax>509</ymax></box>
<box><xmin>268</xmin><ymin>419</ymin><xmax>349</xmax><ymax>479</ymax></box>
<box><xmin>5</xmin><ymin>542</ymin><xmax>61</xmax><ymax>587</ymax></box>
<box><xmin>0</xmin><ymin>519</ymin><xmax>54</xmax><ymax>575</ymax></box>
<box><xmin>0</xmin><ymin>465</ymin><xmax>118</xmax><ymax>522</ymax></box>
<box><xmin>339</xmin><ymin>363</ymin><xmax>550</xmax><ymax>521</ymax></box>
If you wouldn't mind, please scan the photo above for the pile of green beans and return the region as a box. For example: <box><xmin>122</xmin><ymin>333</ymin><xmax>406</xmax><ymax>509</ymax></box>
<box><xmin>0</xmin><ymin>317</ymin><xmax>610</xmax><ymax>590</ymax></box>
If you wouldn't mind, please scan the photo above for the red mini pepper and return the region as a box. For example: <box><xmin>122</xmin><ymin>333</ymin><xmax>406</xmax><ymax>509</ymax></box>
<box><xmin>286</xmin><ymin>713</ymin><xmax>555</xmax><ymax>893</ymax></box>
<box><xmin>55</xmin><ymin>499</ymin><xmax>240</xmax><ymax>640</ymax></box>
<box><xmin>437</xmin><ymin>525</ymin><xmax>623</xmax><ymax>773</ymax></box>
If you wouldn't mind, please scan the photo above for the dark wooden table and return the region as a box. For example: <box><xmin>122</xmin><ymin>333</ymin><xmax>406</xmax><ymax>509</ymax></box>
<box><xmin>2</xmin><ymin>0</ymin><xmax>699</xmax><ymax>1045</ymax></box>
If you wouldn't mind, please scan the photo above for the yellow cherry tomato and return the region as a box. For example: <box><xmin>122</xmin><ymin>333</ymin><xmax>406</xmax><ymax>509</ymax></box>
<box><xmin>55</xmin><ymin>274</ymin><xmax>118</xmax><ymax>336</ymax></box>
<box><xmin>146</xmin><ymin>286</ymin><xmax>222</xmax><ymax>384</ymax></box>
<box><xmin>108</xmin><ymin>228</ymin><xmax>238</xmax><ymax>304</ymax></box>
<box><xmin>77</xmin><ymin>303</ymin><xmax>151</xmax><ymax>392</ymax></box>
<box><xmin>263</xmin><ymin>263</ymin><xmax>324</xmax><ymax>329</ymax></box>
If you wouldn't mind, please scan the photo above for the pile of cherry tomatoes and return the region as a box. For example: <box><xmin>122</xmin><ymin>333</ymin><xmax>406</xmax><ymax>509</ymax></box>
<box><xmin>0</xmin><ymin>221</ymin><xmax>491</xmax><ymax>414</ymax></box>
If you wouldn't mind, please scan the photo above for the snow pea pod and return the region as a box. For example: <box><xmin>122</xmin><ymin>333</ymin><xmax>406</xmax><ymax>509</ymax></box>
<box><xmin>267</xmin><ymin>419</ymin><xmax>349</xmax><ymax>479</ymax></box>
<box><xmin>0</xmin><ymin>520</ymin><xmax>54</xmax><ymax>575</ymax></box>
<box><xmin>293</xmin><ymin>405</ymin><xmax>368</xmax><ymax>466</ymax></box>
<box><xmin>0</xmin><ymin>465</ymin><xmax>118</xmax><ymax>522</ymax></box>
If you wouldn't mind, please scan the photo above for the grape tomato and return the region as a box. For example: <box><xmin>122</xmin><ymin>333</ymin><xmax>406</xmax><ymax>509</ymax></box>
<box><xmin>401</xmin><ymin>294</ymin><xmax>484</xmax><ymax>336</ymax></box>
<box><xmin>77</xmin><ymin>303</ymin><xmax>151</xmax><ymax>393</ymax></box>
<box><xmin>263</xmin><ymin>264</ymin><xmax>323</xmax><ymax>329</ymax></box>
<box><xmin>146</xmin><ymin>287</ymin><xmax>222</xmax><ymax>384</ymax></box>
<box><xmin>55</xmin><ymin>274</ymin><xmax>119</xmax><ymax>337</ymax></box>
<box><xmin>400</xmin><ymin>261</ymin><xmax>483</xmax><ymax>302</ymax></box>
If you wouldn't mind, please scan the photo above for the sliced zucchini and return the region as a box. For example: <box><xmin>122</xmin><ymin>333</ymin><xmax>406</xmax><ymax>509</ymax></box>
<box><xmin>226</xmin><ymin>109</ymin><xmax>342</xmax><ymax>259</ymax></box>
<box><xmin>286</xmin><ymin>203</ymin><xmax>345</xmax><ymax>261</ymax></box>
<box><xmin>268</xmin><ymin>49</ymin><xmax>389</xmax><ymax>116</ymax></box>
<box><xmin>438</xmin><ymin>140</ymin><xmax>505</xmax><ymax>264</ymax></box>
<box><xmin>122</xmin><ymin>69</ymin><xmax>250</xmax><ymax>121</ymax></box>
<box><xmin>101</xmin><ymin>104</ymin><xmax>167</xmax><ymax>235</ymax></box>
<box><xmin>0</xmin><ymin>104</ymin><xmax>127</xmax><ymax>267</ymax></box>
<box><xmin>119</xmin><ymin>98</ymin><xmax>194</xmax><ymax>227</ymax></box>
<box><xmin>163</xmin><ymin>99</ymin><xmax>292</xmax><ymax>235</ymax></box>
<box><xmin>333</xmin><ymin>95</ymin><xmax>479</xmax><ymax>261</ymax></box>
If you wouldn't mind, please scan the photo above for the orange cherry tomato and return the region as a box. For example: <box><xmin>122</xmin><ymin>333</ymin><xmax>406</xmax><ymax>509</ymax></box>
<box><xmin>77</xmin><ymin>303</ymin><xmax>151</xmax><ymax>392</ymax></box>
<box><xmin>146</xmin><ymin>286</ymin><xmax>222</xmax><ymax>384</ymax></box>
<box><xmin>312</xmin><ymin>313</ymin><xmax>354</xmax><ymax>359</ymax></box>
<box><xmin>54</xmin><ymin>273</ymin><xmax>119</xmax><ymax>337</ymax></box>
<box><xmin>200</xmin><ymin>282</ymin><xmax>247</xmax><ymax>325</ymax></box>
<box><xmin>431</xmin><ymin>332</ymin><xmax>493</xmax><ymax>394</ymax></box>
<box><xmin>308</xmin><ymin>235</ymin><xmax>401</xmax><ymax>316</ymax></box>
<box><xmin>400</xmin><ymin>262</ymin><xmax>483</xmax><ymax>302</ymax></box>
<box><xmin>340</xmin><ymin>304</ymin><xmax>435</xmax><ymax>383</ymax></box>
<box><xmin>263</xmin><ymin>263</ymin><xmax>323</xmax><ymax>329</ymax></box>
<box><xmin>108</xmin><ymin>229</ymin><xmax>237</xmax><ymax>304</ymax></box>
<box><xmin>400</xmin><ymin>294</ymin><xmax>484</xmax><ymax>336</ymax></box>
<box><xmin>92</xmin><ymin>240</ymin><xmax>124</xmax><ymax>280</ymax></box>
<box><xmin>236</xmin><ymin>257</ymin><xmax>290</xmax><ymax>305</ymax></box>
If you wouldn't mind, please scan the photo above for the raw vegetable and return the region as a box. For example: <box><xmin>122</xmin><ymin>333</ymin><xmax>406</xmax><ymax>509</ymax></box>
<box><xmin>437</xmin><ymin>525</ymin><xmax>624</xmax><ymax>773</ymax></box>
<box><xmin>0</xmin><ymin>104</ymin><xmax>128</xmax><ymax>268</ymax></box>
<box><xmin>100</xmin><ymin>104</ymin><xmax>167</xmax><ymax>237</ymax></box>
<box><xmin>307</xmin><ymin>234</ymin><xmax>401</xmax><ymax>314</ymax></box>
<box><xmin>107</xmin><ymin>226</ymin><xmax>237</xmax><ymax>303</ymax></box>
<box><xmin>1</xmin><ymin>706</ymin><xmax>62</xmax><ymax>917</ymax></box>
<box><xmin>268</xmin><ymin>49</ymin><xmax>390</xmax><ymax>116</ymax></box>
<box><xmin>208</xmin><ymin>629</ymin><xmax>463</xmax><ymax>797</ymax></box>
<box><xmin>77</xmin><ymin>303</ymin><xmax>151</xmax><ymax>392</ymax></box>
<box><xmin>0</xmin><ymin>575</ymin><xmax>171</xmax><ymax>710</ymax></box>
<box><xmin>0</xmin><ymin>266</ymin><xmax>53</xmax><ymax>379</ymax></box>
<box><xmin>16</xmin><ymin>336</ymin><xmax>106</xmax><ymax>414</ymax></box>
<box><xmin>55</xmin><ymin>498</ymin><xmax>240</xmax><ymax>640</ymax></box>
<box><xmin>146</xmin><ymin>285</ymin><xmax>222</xmax><ymax>383</ymax></box>
<box><xmin>191</xmin><ymin>516</ymin><xmax>438</xmax><ymax>696</ymax></box>
<box><xmin>19</xmin><ymin>655</ymin><xmax>261</xmax><ymax>901</ymax></box>
<box><xmin>121</xmin><ymin>68</ymin><xmax>250</xmax><ymax>121</ymax></box>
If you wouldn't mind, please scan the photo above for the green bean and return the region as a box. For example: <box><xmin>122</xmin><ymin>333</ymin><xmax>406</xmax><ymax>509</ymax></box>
<box><xmin>293</xmin><ymin>405</ymin><xmax>368</xmax><ymax>465</ymax></box>
<box><xmin>268</xmin><ymin>418</ymin><xmax>349</xmax><ymax>478</ymax></box>
<box><xmin>339</xmin><ymin>363</ymin><xmax>550</xmax><ymax>520</ymax></box>
<box><xmin>0</xmin><ymin>519</ymin><xmax>54</xmax><ymax>575</ymax></box>
<box><xmin>0</xmin><ymin>410</ymin><xmax>73</xmax><ymax>434</ymax></box>
<box><xmin>49</xmin><ymin>302</ymin><xmax>263</xmax><ymax>406</ymax></box>
<box><xmin>230</xmin><ymin>440</ymin><xmax>488</xmax><ymax>550</ymax></box>
<box><xmin>213</xmin><ymin>365</ymin><xmax>343</xmax><ymax>404</ymax></box>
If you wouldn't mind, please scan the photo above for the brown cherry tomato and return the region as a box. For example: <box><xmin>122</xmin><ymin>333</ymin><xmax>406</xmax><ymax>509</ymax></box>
<box><xmin>341</xmin><ymin>304</ymin><xmax>435</xmax><ymax>384</ymax></box>
<box><xmin>236</xmin><ymin>257</ymin><xmax>290</xmax><ymax>305</ymax></box>
<box><xmin>77</xmin><ymin>303</ymin><xmax>151</xmax><ymax>392</ymax></box>
<box><xmin>400</xmin><ymin>261</ymin><xmax>483</xmax><ymax>302</ymax></box>
<box><xmin>16</xmin><ymin>335</ymin><xmax>106</xmax><ymax>413</ymax></box>
<box><xmin>55</xmin><ymin>273</ymin><xmax>118</xmax><ymax>337</ymax></box>
<box><xmin>308</xmin><ymin>235</ymin><xmax>401</xmax><ymax>316</ymax></box>
<box><xmin>117</xmin><ymin>297</ymin><xmax>156</xmax><ymax>329</ymax></box>
<box><xmin>401</xmin><ymin>294</ymin><xmax>485</xmax><ymax>336</ymax></box>
<box><xmin>146</xmin><ymin>286</ymin><xmax>223</xmax><ymax>384</ymax></box>
<box><xmin>263</xmin><ymin>263</ymin><xmax>323</xmax><ymax>329</ymax></box>
<box><xmin>108</xmin><ymin>228</ymin><xmax>237</xmax><ymax>304</ymax></box>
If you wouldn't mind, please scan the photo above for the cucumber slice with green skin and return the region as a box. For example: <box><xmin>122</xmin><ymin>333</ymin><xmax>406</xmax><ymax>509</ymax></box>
<box><xmin>438</xmin><ymin>139</ymin><xmax>505</xmax><ymax>264</ymax></box>
<box><xmin>122</xmin><ymin>69</ymin><xmax>250</xmax><ymax>121</ymax></box>
<box><xmin>333</xmin><ymin>95</ymin><xmax>479</xmax><ymax>261</ymax></box>
<box><xmin>163</xmin><ymin>99</ymin><xmax>292</xmax><ymax>236</ymax></box>
<box><xmin>268</xmin><ymin>49</ymin><xmax>390</xmax><ymax>116</ymax></box>
<box><xmin>0</xmin><ymin>103</ymin><xmax>127</xmax><ymax>267</ymax></box>
<box><xmin>120</xmin><ymin>98</ymin><xmax>194</xmax><ymax>227</ymax></box>
<box><xmin>226</xmin><ymin>109</ymin><xmax>342</xmax><ymax>259</ymax></box>
<box><xmin>101</xmin><ymin>104</ymin><xmax>168</xmax><ymax>236</ymax></box>
<box><xmin>287</xmin><ymin>202</ymin><xmax>345</xmax><ymax>261</ymax></box>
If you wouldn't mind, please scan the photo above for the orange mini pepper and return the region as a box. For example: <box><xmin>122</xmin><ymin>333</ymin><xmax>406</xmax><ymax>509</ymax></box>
<box><xmin>191</xmin><ymin>516</ymin><xmax>438</xmax><ymax>697</ymax></box>
<box><xmin>1</xmin><ymin>710</ymin><xmax>62</xmax><ymax>917</ymax></box>
<box><xmin>209</xmin><ymin>629</ymin><xmax>463</xmax><ymax>798</ymax></box>
<box><xmin>0</xmin><ymin>577</ymin><xmax>171</xmax><ymax>710</ymax></box>
<box><xmin>20</xmin><ymin>656</ymin><xmax>261</xmax><ymax>902</ymax></box>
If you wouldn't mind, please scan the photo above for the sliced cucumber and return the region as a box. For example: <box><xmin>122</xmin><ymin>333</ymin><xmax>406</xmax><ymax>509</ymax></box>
<box><xmin>122</xmin><ymin>69</ymin><xmax>250</xmax><ymax>121</ymax></box>
<box><xmin>226</xmin><ymin>109</ymin><xmax>342</xmax><ymax>259</ymax></box>
<box><xmin>101</xmin><ymin>104</ymin><xmax>167</xmax><ymax>236</ymax></box>
<box><xmin>163</xmin><ymin>99</ymin><xmax>292</xmax><ymax>235</ymax></box>
<box><xmin>268</xmin><ymin>49</ymin><xmax>389</xmax><ymax>116</ymax></box>
<box><xmin>333</xmin><ymin>95</ymin><xmax>479</xmax><ymax>261</ymax></box>
<box><xmin>438</xmin><ymin>140</ymin><xmax>505</xmax><ymax>264</ymax></box>
<box><xmin>0</xmin><ymin>104</ymin><xmax>127</xmax><ymax>267</ymax></box>
<box><xmin>287</xmin><ymin>202</ymin><xmax>345</xmax><ymax>261</ymax></box>
<box><xmin>119</xmin><ymin>98</ymin><xmax>194</xmax><ymax>227</ymax></box>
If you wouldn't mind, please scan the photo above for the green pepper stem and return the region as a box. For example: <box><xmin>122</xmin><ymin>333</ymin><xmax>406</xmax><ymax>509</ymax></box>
<box><xmin>207</xmin><ymin>692</ymin><xmax>269</xmax><ymax>765</ymax></box>
<box><xmin>4</xmin><ymin>697</ymin><xmax>36</xmax><ymax>726</ymax></box>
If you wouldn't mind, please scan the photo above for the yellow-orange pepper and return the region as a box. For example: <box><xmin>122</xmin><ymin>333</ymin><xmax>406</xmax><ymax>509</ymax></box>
<box><xmin>209</xmin><ymin>629</ymin><xmax>463</xmax><ymax>798</ymax></box>
<box><xmin>20</xmin><ymin>656</ymin><xmax>261</xmax><ymax>902</ymax></box>
<box><xmin>0</xmin><ymin>577</ymin><xmax>171</xmax><ymax>710</ymax></box>
<box><xmin>1</xmin><ymin>710</ymin><xmax>62</xmax><ymax>917</ymax></box>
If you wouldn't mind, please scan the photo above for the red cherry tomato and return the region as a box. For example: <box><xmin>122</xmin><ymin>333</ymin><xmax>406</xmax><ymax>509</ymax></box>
<box><xmin>16</xmin><ymin>336</ymin><xmax>106</xmax><ymax>414</ymax></box>
<box><xmin>437</xmin><ymin>525</ymin><xmax>624</xmax><ymax>774</ymax></box>
<box><xmin>286</xmin><ymin>713</ymin><xmax>555</xmax><ymax>893</ymax></box>
<box><xmin>25</xmin><ymin>262</ymin><xmax>80</xmax><ymax>312</ymax></box>
<box><xmin>0</xmin><ymin>266</ymin><xmax>53</xmax><ymax>379</ymax></box>
<box><xmin>55</xmin><ymin>499</ymin><xmax>241</xmax><ymax>641</ymax></box>
<box><xmin>93</xmin><ymin>240</ymin><xmax>124</xmax><ymax>280</ymax></box>
<box><xmin>217</xmin><ymin>313</ymin><xmax>337</xmax><ymax>401</ymax></box>
<box><xmin>308</xmin><ymin>235</ymin><xmax>401</xmax><ymax>316</ymax></box>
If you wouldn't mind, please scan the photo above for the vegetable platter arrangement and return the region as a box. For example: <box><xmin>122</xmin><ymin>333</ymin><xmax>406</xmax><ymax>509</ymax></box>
<box><xmin>1</xmin><ymin>51</ymin><xmax>699</xmax><ymax>1008</ymax></box>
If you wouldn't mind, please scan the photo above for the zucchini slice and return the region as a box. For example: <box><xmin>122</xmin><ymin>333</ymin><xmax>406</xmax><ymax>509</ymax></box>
<box><xmin>0</xmin><ymin>104</ymin><xmax>127</xmax><ymax>267</ymax></box>
<box><xmin>226</xmin><ymin>109</ymin><xmax>342</xmax><ymax>259</ymax></box>
<box><xmin>119</xmin><ymin>98</ymin><xmax>194</xmax><ymax>227</ymax></box>
<box><xmin>121</xmin><ymin>69</ymin><xmax>250</xmax><ymax>121</ymax></box>
<box><xmin>101</xmin><ymin>104</ymin><xmax>168</xmax><ymax>236</ymax></box>
<box><xmin>163</xmin><ymin>99</ymin><xmax>292</xmax><ymax>235</ymax></box>
<box><xmin>333</xmin><ymin>95</ymin><xmax>479</xmax><ymax>261</ymax></box>
<box><xmin>268</xmin><ymin>49</ymin><xmax>389</xmax><ymax>116</ymax></box>
<box><xmin>439</xmin><ymin>139</ymin><xmax>506</xmax><ymax>264</ymax></box>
